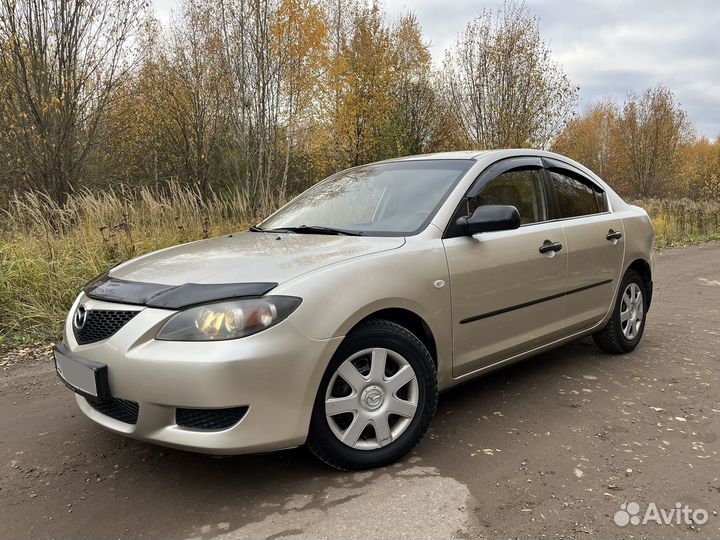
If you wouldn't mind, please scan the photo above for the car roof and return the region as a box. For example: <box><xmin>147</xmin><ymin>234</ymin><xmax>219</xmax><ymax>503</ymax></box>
<box><xmin>386</xmin><ymin>150</ymin><xmax>491</xmax><ymax>161</ymax></box>
<box><xmin>385</xmin><ymin>149</ymin><xmax>590</xmax><ymax>162</ymax></box>
<box><xmin>376</xmin><ymin>148</ymin><xmax>609</xmax><ymax>182</ymax></box>
<box><xmin>380</xmin><ymin>149</ymin><xmax>614</xmax><ymax>191</ymax></box>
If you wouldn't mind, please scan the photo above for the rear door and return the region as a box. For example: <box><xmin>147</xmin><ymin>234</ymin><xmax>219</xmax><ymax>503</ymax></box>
<box><xmin>443</xmin><ymin>157</ymin><xmax>568</xmax><ymax>377</ymax></box>
<box><xmin>543</xmin><ymin>158</ymin><xmax>625</xmax><ymax>333</ymax></box>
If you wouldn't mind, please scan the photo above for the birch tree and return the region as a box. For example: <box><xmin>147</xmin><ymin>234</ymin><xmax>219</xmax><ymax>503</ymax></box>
<box><xmin>613</xmin><ymin>85</ymin><xmax>692</xmax><ymax>197</ymax></box>
<box><xmin>0</xmin><ymin>0</ymin><xmax>143</xmax><ymax>200</ymax></box>
<box><xmin>442</xmin><ymin>1</ymin><xmax>577</xmax><ymax>150</ymax></box>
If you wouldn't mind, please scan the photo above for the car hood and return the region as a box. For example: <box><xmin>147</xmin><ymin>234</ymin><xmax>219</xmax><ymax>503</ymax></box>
<box><xmin>109</xmin><ymin>231</ymin><xmax>405</xmax><ymax>286</ymax></box>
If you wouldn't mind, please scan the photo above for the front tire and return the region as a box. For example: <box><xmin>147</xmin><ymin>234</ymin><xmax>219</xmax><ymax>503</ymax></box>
<box><xmin>593</xmin><ymin>269</ymin><xmax>648</xmax><ymax>353</ymax></box>
<box><xmin>307</xmin><ymin>319</ymin><xmax>437</xmax><ymax>470</ymax></box>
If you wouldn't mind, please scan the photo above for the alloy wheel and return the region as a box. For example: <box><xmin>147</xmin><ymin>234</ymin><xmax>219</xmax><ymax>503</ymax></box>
<box><xmin>620</xmin><ymin>282</ymin><xmax>644</xmax><ymax>340</ymax></box>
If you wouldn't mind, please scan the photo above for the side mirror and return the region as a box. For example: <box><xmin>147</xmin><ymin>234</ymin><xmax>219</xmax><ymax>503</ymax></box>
<box><xmin>456</xmin><ymin>204</ymin><xmax>521</xmax><ymax>235</ymax></box>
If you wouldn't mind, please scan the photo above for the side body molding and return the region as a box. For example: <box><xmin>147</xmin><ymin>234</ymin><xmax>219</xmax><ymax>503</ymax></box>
<box><xmin>84</xmin><ymin>274</ymin><xmax>278</xmax><ymax>310</ymax></box>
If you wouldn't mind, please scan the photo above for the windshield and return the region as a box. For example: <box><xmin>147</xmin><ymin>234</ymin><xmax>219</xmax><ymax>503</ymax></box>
<box><xmin>259</xmin><ymin>160</ymin><xmax>474</xmax><ymax>236</ymax></box>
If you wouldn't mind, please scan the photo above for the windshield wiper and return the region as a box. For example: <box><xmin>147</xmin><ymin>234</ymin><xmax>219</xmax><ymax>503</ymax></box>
<box><xmin>249</xmin><ymin>225</ymin><xmax>267</xmax><ymax>232</ymax></box>
<box><xmin>263</xmin><ymin>225</ymin><xmax>365</xmax><ymax>236</ymax></box>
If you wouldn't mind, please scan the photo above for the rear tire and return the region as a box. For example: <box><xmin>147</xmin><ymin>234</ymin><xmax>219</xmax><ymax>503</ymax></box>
<box><xmin>593</xmin><ymin>269</ymin><xmax>647</xmax><ymax>353</ymax></box>
<box><xmin>307</xmin><ymin>319</ymin><xmax>437</xmax><ymax>470</ymax></box>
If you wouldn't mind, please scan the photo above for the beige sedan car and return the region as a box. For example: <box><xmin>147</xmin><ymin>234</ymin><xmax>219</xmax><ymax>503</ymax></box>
<box><xmin>55</xmin><ymin>150</ymin><xmax>654</xmax><ymax>470</ymax></box>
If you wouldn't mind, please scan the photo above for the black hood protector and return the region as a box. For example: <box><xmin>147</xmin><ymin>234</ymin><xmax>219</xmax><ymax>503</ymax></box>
<box><xmin>84</xmin><ymin>274</ymin><xmax>277</xmax><ymax>310</ymax></box>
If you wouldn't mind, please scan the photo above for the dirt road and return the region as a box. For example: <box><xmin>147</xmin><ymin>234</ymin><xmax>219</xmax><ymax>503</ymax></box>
<box><xmin>1</xmin><ymin>243</ymin><xmax>719</xmax><ymax>539</ymax></box>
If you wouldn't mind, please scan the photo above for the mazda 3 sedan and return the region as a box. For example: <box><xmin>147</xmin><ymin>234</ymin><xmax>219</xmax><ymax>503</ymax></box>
<box><xmin>55</xmin><ymin>150</ymin><xmax>654</xmax><ymax>470</ymax></box>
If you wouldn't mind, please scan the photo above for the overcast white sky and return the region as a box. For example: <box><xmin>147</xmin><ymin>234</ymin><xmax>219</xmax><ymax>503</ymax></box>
<box><xmin>153</xmin><ymin>0</ymin><xmax>720</xmax><ymax>138</ymax></box>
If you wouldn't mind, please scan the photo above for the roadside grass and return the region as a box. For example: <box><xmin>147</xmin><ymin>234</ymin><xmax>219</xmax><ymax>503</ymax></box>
<box><xmin>635</xmin><ymin>198</ymin><xmax>720</xmax><ymax>248</ymax></box>
<box><xmin>1</xmin><ymin>188</ymin><xmax>719</xmax><ymax>349</ymax></box>
<box><xmin>0</xmin><ymin>182</ymin><xmax>254</xmax><ymax>349</ymax></box>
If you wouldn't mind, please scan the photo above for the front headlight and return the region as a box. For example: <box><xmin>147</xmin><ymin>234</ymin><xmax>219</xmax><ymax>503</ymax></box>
<box><xmin>155</xmin><ymin>296</ymin><xmax>302</xmax><ymax>341</ymax></box>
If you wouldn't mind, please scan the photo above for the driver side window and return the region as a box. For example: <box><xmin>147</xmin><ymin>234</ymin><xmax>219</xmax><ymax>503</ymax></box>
<box><xmin>469</xmin><ymin>168</ymin><xmax>548</xmax><ymax>225</ymax></box>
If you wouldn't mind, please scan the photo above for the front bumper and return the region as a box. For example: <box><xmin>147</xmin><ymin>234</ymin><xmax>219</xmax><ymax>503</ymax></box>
<box><xmin>59</xmin><ymin>295</ymin><xmax>342</xmax><ymax>454</ymax></box>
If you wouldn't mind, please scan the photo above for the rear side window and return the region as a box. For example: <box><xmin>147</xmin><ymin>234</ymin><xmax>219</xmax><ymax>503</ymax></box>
<box><xmin>550</xmin><ymin>171</ymin><xmax>602</xmax><ymax>218</ymax></box>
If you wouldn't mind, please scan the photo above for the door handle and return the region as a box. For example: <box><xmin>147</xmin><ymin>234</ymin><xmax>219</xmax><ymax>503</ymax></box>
<box><xmin>539</xmin><ymin>240</ymin><xmax>563</xmax><ymax>254</ymax></box>
<box><xmin>606</xmin><ymin>230</ymin><xmax>623</xmax><ymax>241</ymax></box>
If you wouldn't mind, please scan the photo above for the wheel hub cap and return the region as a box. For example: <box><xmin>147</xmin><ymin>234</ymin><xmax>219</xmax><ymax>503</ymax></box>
<box><xmin>361</xmin><ymin>385</ymin><xmax>384</xmax><ymax>411</ymax></box>
<box><xmin>324</xmin><ymin>347</ymin><xmax>420</xmax><ymax>451</ymax></box>
<box><xmin>620</xmin><ymin>282</ymin><xmax>644</xmax><ymax>340</ymax></box>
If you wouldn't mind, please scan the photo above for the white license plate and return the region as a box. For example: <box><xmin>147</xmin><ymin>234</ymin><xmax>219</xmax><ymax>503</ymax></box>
<box><xmin>55</xmin><ymin>349</ymin><xmax>101</xmax><ymax>398</ymax></box>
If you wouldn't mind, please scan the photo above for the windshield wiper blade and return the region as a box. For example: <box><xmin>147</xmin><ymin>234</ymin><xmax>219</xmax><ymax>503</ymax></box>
<box><xmin>248</xmin><ymin>225</ymin><xmax>266</xmax><ymax>232</ymax></box>
<box><xmin>265</xmin><ymin>225</ymin><xmax>365</xmax><ymax>236</ymax></box>
<box><xmin>304</xmin><ymin>225</ymin><xmax>365</xmax><ymax>236</ymax></box>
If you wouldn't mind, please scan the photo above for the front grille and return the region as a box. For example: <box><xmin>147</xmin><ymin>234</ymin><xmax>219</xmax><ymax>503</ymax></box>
<box><xmin>176</xmin><ymin>407</ymin><xmax>248</xmax><ymax>430</ymax></box>
<box><xmin>89</xmin><ymin>397</ymin><xmax>139</xmax><ymax>425</ymax></box>
<box><xmin>74</xmin><ymin>310</ymin><xmax>139</xmax><ymax>345</ymax></box>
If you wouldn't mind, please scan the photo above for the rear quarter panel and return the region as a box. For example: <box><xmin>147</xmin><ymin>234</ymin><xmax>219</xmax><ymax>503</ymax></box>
<box><xmin>620</xmin><ymin>205</ymin><xmax>655</xmax><ymax>274</ymax></box>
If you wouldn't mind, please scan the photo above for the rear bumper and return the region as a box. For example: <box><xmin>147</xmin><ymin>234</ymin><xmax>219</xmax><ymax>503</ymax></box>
<box><xmin>59</xmin><ymin>295</ymin><xmax>343</xmax><ymax>454</ymax></box>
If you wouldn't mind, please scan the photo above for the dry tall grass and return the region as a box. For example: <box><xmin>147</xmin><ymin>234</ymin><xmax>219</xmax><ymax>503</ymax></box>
<box><xmin>632</xmin><ymin>199</ymin><xmax>720</xmax><ymax>247</ymax></box>
<box><xmin>0</xmin><ymin>182</ymin><xmax>260</xmax><ymax>346</ymax></box>
<box><xmin>1</xmin><ymin>187</ymin><xmax>719</xmax><ymax>348</ymax></box>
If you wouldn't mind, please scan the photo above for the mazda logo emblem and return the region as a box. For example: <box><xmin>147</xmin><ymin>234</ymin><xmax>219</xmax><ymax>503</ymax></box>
<box><xmin>360</xmin><ymin>385</ymin><xmax>384</xmax><ymax>411</ymax></box>
<box><xmin>73</xmin><ymin>305</ymin><xmax>88</xmax><ymax>330</ymax></box>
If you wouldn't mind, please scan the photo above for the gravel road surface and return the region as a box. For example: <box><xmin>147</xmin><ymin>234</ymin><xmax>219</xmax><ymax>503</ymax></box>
<box><xmin>1</xmin><ymin>242</ymin><xmax>719</xmax><ymax>539</ymax></box>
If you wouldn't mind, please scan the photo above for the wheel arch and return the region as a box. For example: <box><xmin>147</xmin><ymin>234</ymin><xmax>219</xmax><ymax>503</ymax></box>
<box><xmin>349</xmin><ymin>308</ymin><xmax>438</xmax><ymax>368</ymax></box>
<box><xmin>626</xmin><ymin>258</ymin><xmax>653</xmax><ymax>309</ymax></box>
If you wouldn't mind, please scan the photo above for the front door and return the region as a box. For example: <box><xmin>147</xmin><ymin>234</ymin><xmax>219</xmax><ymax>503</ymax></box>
<box><xmin>443</xmin><ymin>159</ymin><xmax>568</xmax><ymax>377</ymax></box>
